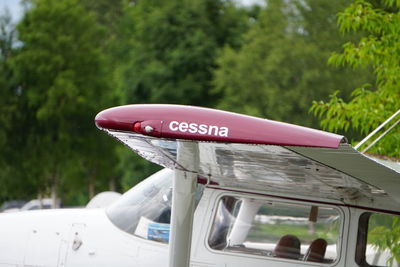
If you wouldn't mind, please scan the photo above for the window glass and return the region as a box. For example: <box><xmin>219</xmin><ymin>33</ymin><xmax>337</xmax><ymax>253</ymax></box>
<box><xmin>107</xmin><ymin>168</ymin><xmax>204</xmax><ymax>244</ymax></box>
<box><xmin>209</xmin><ymin>196</ymin><xmax>341</xmax><ymax>264</ymax></box>
<box><xmin>106</xmin><ymin>169</ymin><xmax>173</xmax><ymax>243</ymax></box>
<box><xmin>364</xmin><ymin>213</ymin><xmax>400</xmax><ymax>267</ymax></box>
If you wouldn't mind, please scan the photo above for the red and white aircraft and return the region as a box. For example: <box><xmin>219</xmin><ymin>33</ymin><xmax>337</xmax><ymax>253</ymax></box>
<box><xmin>0</xmin><ymin>104</ymin><xmax>399</xmax><ymax>267</ymax></box>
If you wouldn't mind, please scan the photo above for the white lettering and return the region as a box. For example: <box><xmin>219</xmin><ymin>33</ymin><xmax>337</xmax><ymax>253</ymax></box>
<box><xmin>219</xmin><ymin>127</ymin><xmax>229</xmax><ymax>137</ymax></box>
<box><xmin>198</xmin><ymin>124</ymin><xmax>208</xmax><ymax>135</ymax></box>
<box><xmin>168</xmin><ymin>121</ymin><xmax>229</xmax><ymax>137</ymax></box>
<box><xmin>179</xmin><ymin>122</ymin><xmax>188</xmax><ymax>132</ymax></box>
<box><xmin>188</xmin><ymin>123</ymin><xmax>198</xmax><ymax>133</ymax></box>
<box><xmin>208</xmin><ymin>125</ymin><xmax>218</xmax><ymax>136</ymax></box>
<box><xmin>169</xmin><ymin>121</ymin><xmax>179</xmax><ymax>131</ymax></box>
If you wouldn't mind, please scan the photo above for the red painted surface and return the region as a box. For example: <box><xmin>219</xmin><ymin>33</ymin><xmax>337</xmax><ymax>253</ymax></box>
<box><xmin>95</xmin><ymin>104</ymin><xmax>345</xmax><ymax>148</ymax></box>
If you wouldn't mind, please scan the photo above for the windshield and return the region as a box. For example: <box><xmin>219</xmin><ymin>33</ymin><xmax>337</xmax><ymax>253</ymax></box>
<box><xmin>106</xmin><ymin>168</ymin><xmax>174</xmax><ymax>242</ymax></box>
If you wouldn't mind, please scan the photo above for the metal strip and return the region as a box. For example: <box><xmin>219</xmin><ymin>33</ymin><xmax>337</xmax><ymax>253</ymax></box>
<box><xmin>355</xmin><ymin>109</ymin><xmax>400</xmax><ymax>150</ymax></box>
<box><xmin>168</xmin><ymin>142</ymin><xmax>199</xmax><ymax>267</ymax></box>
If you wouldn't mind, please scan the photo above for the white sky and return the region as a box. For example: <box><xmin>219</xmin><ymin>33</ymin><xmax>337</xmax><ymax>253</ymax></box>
<box><xmin>0</xmin><ymin>0</ymin><xmax>23</xmax><ymax>22</ymax></box>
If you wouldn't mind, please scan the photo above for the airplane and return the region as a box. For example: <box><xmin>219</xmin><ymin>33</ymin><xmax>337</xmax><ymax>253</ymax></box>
<box><xmin>0</xmin><ymin>104</ymin><xmax>399</xmax><ymax>267</ymax></box>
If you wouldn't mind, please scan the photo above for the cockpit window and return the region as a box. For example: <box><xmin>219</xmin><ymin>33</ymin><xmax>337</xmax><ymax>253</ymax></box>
<box><xmin>106</xmin><ymin>168</ymin><xmax>204</xmax><ymax>244</ymax></box>
<box><xmin>208</xmin><ymin>196</ymin><xmax>342</xmax><ymax>264</ymax></box>
<box><xmin>106</xmin><ymin>169</ymin><xmax>174</xmax><ymax>243</ymax></box>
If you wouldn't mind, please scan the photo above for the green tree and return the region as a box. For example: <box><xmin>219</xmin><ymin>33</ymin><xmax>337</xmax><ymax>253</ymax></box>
<box><xmin>311</xmin><ymin>1</ymin><xmax>400</xmax><ymax>263</ymax></box>
<box><xmin>80</xmin><ymin>0</ymin><xmax>125</xmax><ymax>80</ymax></box>
<box><xmin>368</xmin><ymin>215</ymin><xmax>400</xmax><ymax>266</ymax></box>
<box><xmin>9</xmin><ymin>0</ymin><xmax>119</xmax><ymax>205</ymax></box>
<box><xmin>214</xmin><ymin>0</ymin><xmax>371</xmax><ymax>127</ymax></box>
<box><xmin>116</xmin><ymin>0</ymin><xmax>248</xmax><ymax>106</ymax></box>
<box><xmin>0</xmin><ymin>9</ymin><xmax>38</xmax><ymax>201</ymax></box>
<box><xmin>0</xmin><ymin>9</ymin><xmax>15</xmax><ymax>151</ymax></box>
<box><xmin>114</xmin><ymin>0</ymin><xmax>249</xmax><ymax>186</ymax></box>
<box><xmin>311</xmin><ymin>0</ymin><xmax>400</xmax><ymax>157</ymax></box>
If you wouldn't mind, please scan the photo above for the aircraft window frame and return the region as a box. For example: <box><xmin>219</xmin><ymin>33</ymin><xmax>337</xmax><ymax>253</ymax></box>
<box><xmin>106</xmin><ymin>168</ymin><xmax>205</xmax><ymax>244</ymax></box>
<box><xmin>206</xmin><ymin>193</ymin><xmax>344</xmax><ymax>265</ymax></box>
<box><xmin>106</xmin><ymin>169</ymin><xmax>173</xmax><ymax>244</ymax></box>
<box><xmin>356</xmin><ymin>212</ymin><xmax>400</xmax><ymax>267</ymax></box>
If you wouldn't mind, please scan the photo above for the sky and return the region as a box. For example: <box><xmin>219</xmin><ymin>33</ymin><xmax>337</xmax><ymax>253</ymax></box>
<box><xmin>0</xmin><ymin>0</ymin><xmax>24</xmax><ymax>22</ymax></box>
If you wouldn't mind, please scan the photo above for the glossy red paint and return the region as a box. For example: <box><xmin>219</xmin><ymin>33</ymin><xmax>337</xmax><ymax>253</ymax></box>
<box><xmin>95</xmin><ymin>104</ymin><xmax>345</xmax><ymax>148</ymax></box>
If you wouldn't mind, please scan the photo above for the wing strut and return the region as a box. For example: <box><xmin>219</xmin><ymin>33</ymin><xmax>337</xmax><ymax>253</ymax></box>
<box><xmin>355</xmin><ymin>108</ymin><xmax>400</xmax><ymax>151</ymax></box>
<box><xmin>169</xmin><ymin>141</ymin><xmax>199</xmax><ymax>267</ymax></box>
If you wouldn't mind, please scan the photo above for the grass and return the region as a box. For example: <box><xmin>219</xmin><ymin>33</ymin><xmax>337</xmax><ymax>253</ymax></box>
<box><xmin>246</xmin><ymin>222</ymin><xmax>339</xmax><ymax>244</ymax></box>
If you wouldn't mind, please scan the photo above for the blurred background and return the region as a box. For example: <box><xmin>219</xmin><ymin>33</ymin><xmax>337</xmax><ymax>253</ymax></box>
<box><xmin>0</xmin><ymin>0</ymin><xmax>398</xmax><ymax>208</ymax></box>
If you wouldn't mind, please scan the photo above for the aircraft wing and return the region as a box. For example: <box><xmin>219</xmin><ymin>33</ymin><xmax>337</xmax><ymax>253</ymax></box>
<box><xmin>96</xmin><ymin>104</ymin><xmax>400</xmax><ymax>213</ymax></box>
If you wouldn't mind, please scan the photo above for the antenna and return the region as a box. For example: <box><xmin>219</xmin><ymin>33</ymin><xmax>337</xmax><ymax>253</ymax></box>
<box><xmin>355</xmin><ymin>109</ymin><xmax>400</xmax><ymax>152</ymax></box>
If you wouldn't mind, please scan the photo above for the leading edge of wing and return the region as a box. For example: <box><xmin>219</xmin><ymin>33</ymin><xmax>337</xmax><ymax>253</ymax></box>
<box><xmin>95</xmin><ymin>104</ymin><xmax>345</xmax><ymax>148</ymax></box>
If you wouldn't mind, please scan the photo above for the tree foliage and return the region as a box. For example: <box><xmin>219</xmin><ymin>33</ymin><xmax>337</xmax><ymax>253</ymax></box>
<box><xmin>116</xmin><ymin>0</ymin><xmax>248</xmax><ymax>106</ymax></box>
<box><xmin>214</xmin><ymin>0</ymin><xmax>371</xmax><ymax>127</ymax></box>
<box><xmin>2</xmin><ymin>0</ymin><xmax>395</xmax><ymax>205</ymax></box>
<box><xmin>311</xmin><ymin>1</ymin><xmax>400</xmax><ymax>263</ymax></box>
<box><xmin>311</xmin><ymin>0</ymin><xmax>400</xmax><ymax>156</ymax></box>
<box><xmin>4</xmin><ymin>0</ymin><xmax>119</xmax><ymax>204</ymax></box>
<box><xmin>114</xmin><ymin>0</ymin><xmax>250</xmax><ymax>186</ymax></box>
<box><xmin>0</xmin><ymin>9</ymin><xmax>37</xmax><ymax>201</ymax></box>
<box><xmin>0</xmin><ymin>9</ymin><xmax>15</xmax><ymax>151</ymax></box>
<box><xmin>369</xmin><ymin>216</ymin><xmax>400</xmax><ymax>266</ymax></box>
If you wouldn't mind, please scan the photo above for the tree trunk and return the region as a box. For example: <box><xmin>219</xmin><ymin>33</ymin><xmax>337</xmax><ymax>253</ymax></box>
<box><xmin>51</xmin><ymin>182</ymin><xmax>58</xmax><ymax>208</ymax></box>
<box><xmin>37</xmin><ymin>192</ymin><xmax>43</xmax><ymax>209</ymax></box>
<box><xmin>109</xmin><ymin>177</ymin><xmax>116</xmax><ymax>192</ymax></box>
<box><xmin>88</xmin><ymin>175</ymin><xmax>95</xmax><ymax>199</ymax></box>
<box><xmin>51</xmin><ymin>172</ymin><xmax>59</xmax><ymax>208</ymax></box>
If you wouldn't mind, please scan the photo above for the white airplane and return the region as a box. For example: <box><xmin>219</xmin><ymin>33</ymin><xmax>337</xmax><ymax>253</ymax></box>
<box><xmin>0</xmin><ymin>104</ymin><xmax>399</xmax><ymax>267</ymax></box>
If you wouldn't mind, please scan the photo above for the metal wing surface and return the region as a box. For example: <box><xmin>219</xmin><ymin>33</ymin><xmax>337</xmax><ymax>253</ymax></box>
<box><xmin>104</xmin><ymin>129</ymin><xmax>400</xmax><ymax>213</ymax></box>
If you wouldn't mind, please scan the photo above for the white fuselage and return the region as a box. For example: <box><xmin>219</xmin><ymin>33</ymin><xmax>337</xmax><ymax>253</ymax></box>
<box><xmin>0</xmin><ymin>208</ymin><xmax>168</xmax><ymax>267</ymax></box>
<box><xmin>0</xmin><ymin>187</ymin><xmax>396</xmax><ymax>267</ymax></box>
